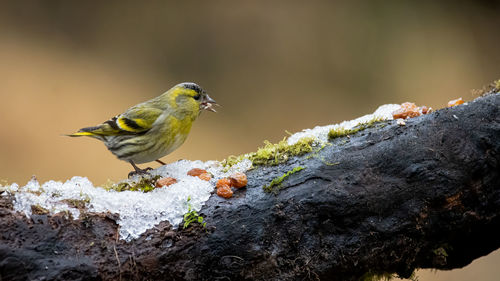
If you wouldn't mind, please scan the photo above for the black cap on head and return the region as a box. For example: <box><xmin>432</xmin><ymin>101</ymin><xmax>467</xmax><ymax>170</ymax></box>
<box><xmin>181</xmin><ymin>82</ymin><xmax>204</xmax><ymax>94</ymax></box>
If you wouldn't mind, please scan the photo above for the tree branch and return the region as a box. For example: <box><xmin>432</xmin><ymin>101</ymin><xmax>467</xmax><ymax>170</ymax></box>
<box><xmin>1</xmin><ymin>93</ymin><xmax>499</xmax><ymax>281</ymax></box>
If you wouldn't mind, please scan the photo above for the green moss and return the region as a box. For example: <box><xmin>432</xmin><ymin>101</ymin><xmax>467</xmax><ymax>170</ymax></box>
<box><xmin>494</xmin><ymin>79</ymin><xmax>500</xmax><ymax>91</ymax></box>
<box><xmin>329</xmin><ymin>127</ymin><xmax>355</xmax><ymax>139</ymax></box>
<box><xmin>223</xmin><ymin>137</ymin><xmax>315</xmax><ymax>170</ymax></box>
<box><xmin>359</xmin><ymin>272</ymin><xmax>395</xmax><ymax>281</ymax></box>
<box><xmin>360</xmin><ymin>271</ymin><xmax>419</xmax><ymax>281</ymax></box>
<box><xmin>126</xmin><ymin>179</ymin><xmax>157</xmax><ymax>192</ymax></box>
<box><xmin>263</xmin><ymin>166</ymin><xmax>305</xmax><ymax>193</ymax></box>
<box><xmin>183</xmin><ymin>196</ymin><xmax>206</xmax><ymax>229</ymax></box>
<box><xmin>62</xmin><ymin>196</ymin><xmax>90</xmax><ymax>209</ymax></box>
<box><xmin>432</xmin><ymin>245</ymin><xmax>451</xmax><ymax>265</ymax></box>
<box><xmin>433</xmin><ymin>247</ymin><xmax>448</xmax><ymax>257</ymax></box>
<box><xmin>100</xmin><ymin>179</ymin><xmax>116</xmax><ymax>190</ymax></box>
<box><xmin>329</xmin><ymin>117</ymin><xmax>385</xmax><ymax>140</ymax></box>
<box><xmin>221</xmin><ymin>155</ymin><xmax>246</xmax><ymax>171</ymax></box>
<box><xmin>103</xmin><ymin>175</ymin><xmax>160</xmax><ymax>193</ymax></box>
<box><xmin>472</xmin><ymin>78</ymin><xmax>500</xmax><ymax>96</ymax></box>
<box><xmin>31</xmin><ymin>204</ymin><xmax>49</xmax><ymax>215</ymax></box>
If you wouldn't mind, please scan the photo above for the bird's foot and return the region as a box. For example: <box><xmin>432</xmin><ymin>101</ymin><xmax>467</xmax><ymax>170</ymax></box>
<box><xmin>128</xmin><ymin>167</ymin><xmax>153</xmax><ymax>178</ymax></box>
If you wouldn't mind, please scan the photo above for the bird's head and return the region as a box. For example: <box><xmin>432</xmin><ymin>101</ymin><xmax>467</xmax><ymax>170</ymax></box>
<box><xmin>175</xmin><ymin>82</ymin><xmax>218</xmax><ymax>113</ymax></box>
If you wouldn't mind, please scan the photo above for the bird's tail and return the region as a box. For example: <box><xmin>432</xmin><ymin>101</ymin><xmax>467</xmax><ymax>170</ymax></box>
<box><xmin>66</xmin><ymin>126</ymin><xmax>103</xmax><ymax>138</ymax></box>
<box><xmin>67</xmin><ymin>132</ymin><xmax>94</xmax><ymax>137</ymax></box>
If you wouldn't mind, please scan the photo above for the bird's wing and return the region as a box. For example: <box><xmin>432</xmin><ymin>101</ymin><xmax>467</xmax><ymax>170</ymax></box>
<box><xmin>115</xmin><ymin>106</ymin><xmax>163</xmax><ymax>133</ymax></box>
<box><xmin>71</xmin><ymin>106</ymin><xmax>163</xmax><ymax>137</ymax></box>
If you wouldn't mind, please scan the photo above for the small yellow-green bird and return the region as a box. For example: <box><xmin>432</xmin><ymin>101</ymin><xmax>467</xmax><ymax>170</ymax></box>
<box><xmin>68</xmin><ymin>82</ymin><xmax>217</xmax><ymax>176</ymax></box>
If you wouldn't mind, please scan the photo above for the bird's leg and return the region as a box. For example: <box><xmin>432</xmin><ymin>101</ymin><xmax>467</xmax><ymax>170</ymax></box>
<box><xmin>155</xmin><ymin>159</ymin><xmax>166</xmax><ymax>165</ymax></box>
<box><xmin>129</xmin><ymin>160</ymin><xmax>142</xmax><ymax>172</ymax></box>
<box><xmin>128</xmin><ymin>161</ymin><xmax>153</xmax><ymax>178</ymax></box>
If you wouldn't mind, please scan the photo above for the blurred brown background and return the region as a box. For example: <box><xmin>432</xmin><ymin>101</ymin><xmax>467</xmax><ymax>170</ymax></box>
<box><xmin>0</xmin><ymin>1</ymin><xmax>499</xmax><ymax>280</ymax></box>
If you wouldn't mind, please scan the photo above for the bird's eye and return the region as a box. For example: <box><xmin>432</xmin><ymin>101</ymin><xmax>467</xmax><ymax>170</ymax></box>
<box><xmin>193</xmin><ymin>94</ymin><xmax>201</xmax><ymax>100</ymax></box>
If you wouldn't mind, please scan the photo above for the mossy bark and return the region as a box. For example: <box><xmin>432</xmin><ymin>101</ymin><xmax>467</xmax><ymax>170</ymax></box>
<box><xmin>1</xmin><ymin>93</ymin><xmax>499</xmax><ymax>281</ymax></box>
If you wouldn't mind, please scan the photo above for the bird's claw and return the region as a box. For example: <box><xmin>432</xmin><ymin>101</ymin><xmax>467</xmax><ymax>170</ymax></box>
<box><xmin>128</xmin><ymin>167</ymin><xmax>153</xmax><ymax>178</ymax></box>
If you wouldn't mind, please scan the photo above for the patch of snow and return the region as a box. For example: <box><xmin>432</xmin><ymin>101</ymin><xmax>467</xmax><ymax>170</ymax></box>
<box><xmin>287</xmin><ymin>104</ymin><xmax>401</xmax><ymax>145</ymax></box>
<box><xmin>3</xmin><ymin>160</ymin><xmax>250</xmax><ymax>241</ymax></box>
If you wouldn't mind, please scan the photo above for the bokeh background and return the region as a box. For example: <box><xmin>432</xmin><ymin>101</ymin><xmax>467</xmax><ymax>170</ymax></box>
<box><xmin>1</xmin><ymin>1</ymin><xmax>499</xmax><ymax>280</ymax></box>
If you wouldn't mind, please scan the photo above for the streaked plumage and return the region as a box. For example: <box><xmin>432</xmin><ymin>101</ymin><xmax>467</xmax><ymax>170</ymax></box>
<box><xmin>68</xmin><ymin>82</ymin><xmax>217</xmax><ymax>175</ymax></box>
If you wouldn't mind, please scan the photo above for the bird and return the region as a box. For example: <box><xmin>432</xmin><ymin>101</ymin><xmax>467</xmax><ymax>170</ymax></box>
<box><xmin>68</xmin><ymin>82</ymin><xmax>217</xmax><ymax>177</ymax></box>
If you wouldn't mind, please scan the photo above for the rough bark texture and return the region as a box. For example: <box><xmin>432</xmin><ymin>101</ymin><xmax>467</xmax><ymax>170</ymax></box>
<box><xmin>1</xmin><ymin>93</ymin><xmax>499</xmax><ymax>281</ymax></box>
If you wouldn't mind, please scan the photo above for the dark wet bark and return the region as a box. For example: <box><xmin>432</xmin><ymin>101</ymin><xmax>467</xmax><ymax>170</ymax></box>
<box><xmin>1</xmin><ymin>93</ymin><xmax>499</xmax><ymax>281</ymax></box>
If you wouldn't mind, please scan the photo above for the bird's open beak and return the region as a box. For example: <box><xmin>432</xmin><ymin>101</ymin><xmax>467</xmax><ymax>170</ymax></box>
<box><xmin>201</xmin><ymin>95</ymin><xmax>219</xmax><ymax>113</ymax></box>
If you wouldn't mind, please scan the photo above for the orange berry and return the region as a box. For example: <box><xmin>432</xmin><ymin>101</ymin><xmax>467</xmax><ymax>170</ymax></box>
<box><xmin>187</xmin><ymin>168</ymin><xmax>208</xmax><ymax>177</ymax></box>
<box><xmin>229</xmin><ymin>172</ymin><xmax>247</xmax><ymax>188</ymax></box>
<box><xmin>216</xmin><ymin>178</ymin><xmax>231</xmax><ymax>188</ymax></box>
<box><xmin>392</xmin><ymin>102</ymin><xmax>421</xmax><ymax>119</ymax></box>
<box><xmin>420</xmin><ymin>106</ymin><xmax>429</xmax><ymax>114</ymax></box>
<box><xmin>155</xmin><ymin>177</ymin><xmax>177</xmax><ymax>188</ymax></box>
<box><xmin>217</xmin><ymin>185</ymin><xmax>233</xmax><ymax>198</ymax></box>
<box><xmin>447</xmin><ymin>98</ymin><xmax>464</xmax><ymax>107</ymax></box>
<box><xmin>198</xmin><ymin>173</ymin><xmax>212</xmax><ymax>181</ymax></box>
